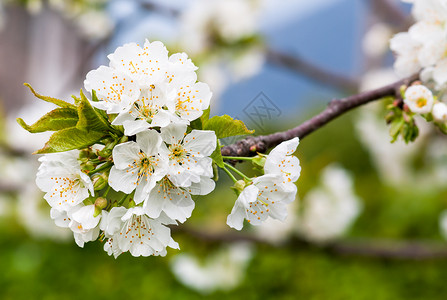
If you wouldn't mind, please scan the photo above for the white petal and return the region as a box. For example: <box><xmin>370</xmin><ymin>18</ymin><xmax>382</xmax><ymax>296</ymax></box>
<box><xmin>136</xmin><ymin>130</ymin><xmax>162</xmax><ymax>156</ymax></box>
<box><xmin>108</xmin><ymin>166</ymin><xmax>138</xmax><ymax>194</ymax></box>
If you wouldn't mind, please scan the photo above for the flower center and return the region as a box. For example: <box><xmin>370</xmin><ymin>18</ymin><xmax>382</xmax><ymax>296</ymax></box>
<box><xmin>416</xmin><ymin>97</ymin><xmax>427</xmax><ymax>108</ymax></box>
<box><xmin>169</xmin><ymin>145</ymin><xmax>186</xmax><ymax>163</ymax></box>
<box><xmin>136</xmin><ymin>153</ymin><xmax>157</xmax><ymax>183</ymax></box>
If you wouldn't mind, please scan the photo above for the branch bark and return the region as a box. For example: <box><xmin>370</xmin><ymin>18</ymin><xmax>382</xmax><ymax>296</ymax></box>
<box><xmin>174</xmin><ymin>226</ymin><xmax>447</xmax><ymax>260</ymax></box>
<box><xmin>221</xmin><ymin>74</ymin><xmax>419</xmax><ymax>158</ymax></box>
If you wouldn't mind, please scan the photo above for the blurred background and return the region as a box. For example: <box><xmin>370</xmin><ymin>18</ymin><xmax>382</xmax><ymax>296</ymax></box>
<box><xmin>3</xmin><ymin>0</ymin><xmax>447</xmax><ymax>299</ymax></box>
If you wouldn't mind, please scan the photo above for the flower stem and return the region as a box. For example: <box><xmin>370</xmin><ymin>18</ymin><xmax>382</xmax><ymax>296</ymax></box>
<box><xmin>223</xmin><ymin>162</ymin><xmax>251</xmax><ymax>181</ymax></box>
<box><xmin>222</xmin><ymin>166</ymin><xmax>238</xmax><ymax>183</ymax></box>
<box><xmin>102</xmin><ymin>186</ymin><xmax>111</xmax><ymax>198</ymax></box>
<box><xmin>222</xmin><ymin>156</ymin><xmax>253</xmax><ymax>161</ymax></box>
<box><xmin>91</xmin><ymin>162</ymin><xmax>113</xmax><ymax>174</ymax></box>
<box><xmin>118</xmin><ymin>193</ymin><xmax>132</xmax><ymax>206</ymax></box>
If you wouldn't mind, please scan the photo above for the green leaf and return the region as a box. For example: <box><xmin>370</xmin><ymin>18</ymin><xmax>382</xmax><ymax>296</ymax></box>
<box><xmin>91</xmin><ymin>90</ymin><xmax>100</xmax><ymax>102</ymax></box>
<box><xmin>35</xmin><ymin>127</ymin><xmax>105</xmax><ymax>154</ymax></box>
<box><xmin>24</xmin><ymin>83</ymin><xmax>76</xmax><ymax>109</ymax></box>
<box><xmin>201</xmin><ymin>107</ymin><xmax>210</xmax><ymax>123</ymax></box>
<box><xmin>389</xmin><ymin>118</ymin><xmax>404</xmax><ymax>143</ymax></box>
<box><xmin>203</xmin><ymin>115</ymin><xmax>254</xmax><ymax>139</ymax></box>
<box><xmin>189</xmin><ymin>118</ymin><xmax>203</xmax><ymax>130</ymax></box>
<box><xmin>16</xmin><ymin>108</ymin><xmax>78</xmax><ymax>133</ymax></box>
<box><xmin>77</xmin><ymin>90</ymin><xmax>111</xmax><ymax>132</ymax></box>
<box><xmin>210</xmin><ymin>140</ymin><xmax>224</xmax><ymax>168</ymax></box>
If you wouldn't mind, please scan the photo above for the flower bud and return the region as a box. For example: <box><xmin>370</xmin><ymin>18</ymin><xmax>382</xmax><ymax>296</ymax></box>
<box><xmin>92</xmin><ymin>173</ymin><xmax>108</xmax><ymax>191</ymax></box>
<box><xmin>81</xmin><ymin>161</ymin><xmax>96</xmax><ymax>172</ymax></box>
<box><xmin>432</xmin><ymin>102</ymin><xmax>447</xmax><ymax>123</ymax></box>
<box><xmin>94</xmin><ymin>197</ymin><xmax>108</xmax><ymax>209</ymax></box>
<box><xmin>233</xmin><ymin>180</ymin><xmax>246</xmax><ymax>193</ymax></box>
<box><xmin>252</xmin><ymin>155</ymin><xmax>266</xmax><ymax>168</ymax></box>
<box><xmin>94</xmin><ymin>197</ymin><xmax>108</xmax><ymax>217</ymax></box>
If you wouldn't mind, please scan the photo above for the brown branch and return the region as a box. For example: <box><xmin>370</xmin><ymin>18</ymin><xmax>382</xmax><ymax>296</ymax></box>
<box><xmin>266</xmin><ymin>49</ymin><xmax>359</xmax><ymax>92</ymax></box>
<box><xmin>221</xmin><ymin>74</ymin><xmax>419</xmax><ymax>158</ymax></box>
<box><xmin>370</xmin><ymin>0</ymin><xmax>413</xmax><ymax>31</ymax></box>
<box><xmin>174</xmin><ymin>226</ymin><xmax>447</xmax><ymax>260</ymax></box>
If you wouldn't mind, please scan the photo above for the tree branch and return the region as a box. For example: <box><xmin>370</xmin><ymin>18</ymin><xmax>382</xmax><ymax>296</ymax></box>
<box><xmin>266</xmin><ymin>49</ymin><xmax>359</xmax><ymax>92</ymax></box>
<box><xmin>221</xmin><ymin>74</ymin><xmax>419</xmax><ymax>157</ymax></box>
<box><xmin>174</xmin><ymin>226</ymin><xmax>447</xmax><ymax>260</ymax></box>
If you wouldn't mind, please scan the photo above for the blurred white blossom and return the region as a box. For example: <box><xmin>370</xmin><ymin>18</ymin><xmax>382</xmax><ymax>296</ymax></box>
<box><xmin>76</xmin><ymin>10</ymin><xmax>114</xmax><ymax>40</ymax></box>
<box><xmin>362</xmin><ymin>23</ymin><xmax>393</xmax><ymax>58</ymax></box>
<box><xmin>179</xmin><ymin>0</ymin><xmax>259</xmax><ymax>55</ymax></box>
<box><xmin>296</xmin><ymin>164</ymin><xmax>362</xmax><ymax>242</ymax></box>
<box><xmin>355</xmin><ymin>102</ymin><xmax>429</xmax><ymax>186</ymax></box>
<box><xmin>253</xmin><ymin>201</ymin><xmax>297</xmax><ymax>244</ymax></box>
<box><xmin>171</xmin><ymin>243</ymin><xmax>253</xmax><ymax>294</ymax></box>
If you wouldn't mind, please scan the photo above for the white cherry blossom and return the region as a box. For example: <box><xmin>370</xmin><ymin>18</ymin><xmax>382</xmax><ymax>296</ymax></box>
<box><xmin>108</xmin><ymin>130</ymin><xmax>168</xmax><ymax>204</ymax></box>
<box><xmin>112</xmin><ymin>84</ymin><xmax>172</xmax><ymax>135</ymax></box>
<box><xmin>390</xmin><ymin>32</ymin><xmax>422</xmax><ymax>78</ymax></box>
<box><xmin>227</xmin><ymin>174</ymin><xmax>296</xmax><ymax>230</ymax></box>
<box><xmin>101</xmin><ymin>206</ymin><xmax>179</xmax><ymax>258</ymax></box>
<box><xmin>167</xmin><ymin>82</ymin><xmax>212</xmax><ymax>123</ymax></box>
<box><xmin>145</xmin><ymin>176</ymin><xmax>215</xmax><ymax>223</ymax></box>
<box><xmin>264</xmin><ymin>137</ymin><xmax>301</xmax><ymax>185</ymax></box>
<box><xmin>84</xmin><ymin>66</ymin><xmax>140</xmax><ymax>114</ymax></box>
<box><xmin>433</xmin><ymin>102</ymin><xmax>447</xmax><ymax>122</ymax></box>
<box><xmin>404</xmin><ymin>85</ymin><xmax>434</xmax><ymax>114</ymax></box>
<box><xmin>36</xmin><ymin>150</ymin><xmax>94</xmax><ymax>212</ymax></box>
<box><xmin>160</xmin><ymin>124</ymin><xmax>216</xmax><ymax>187</ymax></box>
<box><xmin>108</xmin><ymin>40</ymin><xmax>169</xmax><ymax>88</ymax></box>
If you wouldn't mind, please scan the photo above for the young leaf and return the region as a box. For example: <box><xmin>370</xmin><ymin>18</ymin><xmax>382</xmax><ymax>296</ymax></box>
<box><xmin>24</xmin><ymin>83</ymin><xmax>76</xmax><ymax>109</ymax></box>
<box><xmin>203</xmin><ymin>115</ymin><xmax>254</xmax><ymax>139</ymax></box>
<box><xmin>16</xmin><ymin>108</ymin><xmax>78</xmax><ymax>133</ymax></box>
<box><xmin>189</xmin><ymin>118</ymin><xmax>203</xmax><ymax>130</ymax></box>
<box><xmin>201</xmin><ymin>107</ymin><xmax>210</xmax><ymax>123</ymax></box>
<box><xmin>77</xmin><ymin>90</ymin><xmax>111</xmax><ymax>132</ymax></box>
<box><xmin>35</xmin><ymin>127</ymin><xmax>105</xmax><ymax>154</ymax></box>
<box><xmin>210</xmin><ymin>140</ymin><xmax>224</xmax><ymax>168</ymax></box>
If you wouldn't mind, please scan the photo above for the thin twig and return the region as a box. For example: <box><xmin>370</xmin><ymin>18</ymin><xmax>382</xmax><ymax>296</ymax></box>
<box><xmin>221</xmin><ymin>74</ymin><xmax>419</xmax><ymax>158</ymax></box>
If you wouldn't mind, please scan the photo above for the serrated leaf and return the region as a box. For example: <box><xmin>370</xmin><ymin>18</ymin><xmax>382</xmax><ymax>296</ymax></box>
<box><xmin>16</xmin><ymin>108</ymin><xmax>78</xmax><ymax>133</ymax></box>
<box><xmin>35</xmin><ymin>127</ymin><xmax>105</xmax><ymax>154</ymax></box>
<box><xmin>203</xmin><ymin>115</ymin><xmax>254</xmax><ymax>139</ymax></box>
<box><xmin>77</xmin><ymin>90</ymin><xmax>111</xmax><ymax>132</ymax></box>
<box><xmin>210</xmin><ymin>140</ymin><xmax>224</xmax><ymax>168</ymax></box>
<box><xmin>24</xmin><ymin>83</ymin><xmax>76</xmax><ymax>109</ymax></box>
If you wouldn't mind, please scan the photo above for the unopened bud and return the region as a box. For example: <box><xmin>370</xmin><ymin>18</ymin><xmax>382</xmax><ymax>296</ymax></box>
<box><xmin>81</xmin><ymin>161</ymin><xmax>96</xmax><ymax>172</ymax></box>
<box><xmin>252</xmin><ymin>155</ymin><xmax>266</xmax><ymax>168</ymax></box>
<box><xmin>92</xmin><ymin>173</ymin><xmax>108</xmax><ymax>191</ymax></box>
<box><xmin>94</xmin><ymin>197</ymin><xmax>108</xmax><ymax>217</ymax></box>
<box><xmin>95</xmin><ymin>197</ymin><xmax>108</xmax><ymax>209</ymax></box>
<box><xmin>233</xmin><ymin>180</ymin><xmax>246</xmax><ymax>193</ymax></box>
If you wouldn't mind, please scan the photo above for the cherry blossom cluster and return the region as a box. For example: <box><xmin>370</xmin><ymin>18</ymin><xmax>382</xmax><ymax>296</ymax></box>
<box><xmin>23</xmin><ymin>39</ymin><xmax>301</xmax><ymax>258</ymax></box>
<box><xmin>35</xmin><ymin>40</ymin><xmax>217</xmax><ymax>257</ymax></box>
<box><xmin>391</xmin><ymin>0</ymin><xmax>447</xmax><ymax>86</ymax></box>
<box><xmin>402</xmin><ymin>84</ymin><xmax>447</xmax><ymax>123</ymax></box>
<box><xmin>388</xmin><ymin>1</ymin><xmax>447</xmax><ymax>138</ymax></box>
